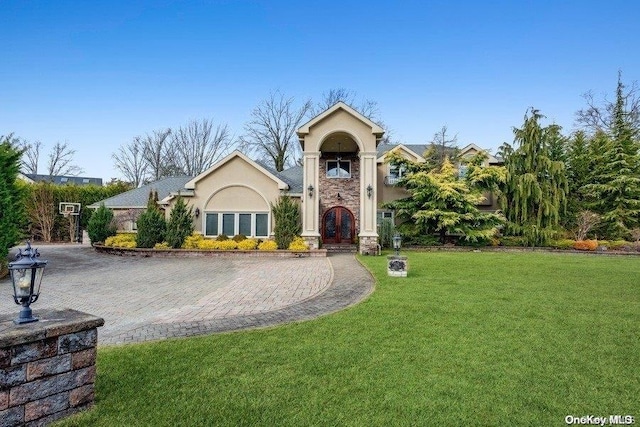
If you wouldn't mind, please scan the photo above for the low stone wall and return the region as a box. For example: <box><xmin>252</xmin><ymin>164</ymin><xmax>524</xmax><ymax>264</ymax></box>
<box><xmin>0</xmin><ymin>309</ymin><xmax>104</xmax><ymax>426</ymax></box>
<box><xmin>94</xmin><ymin>245</ymin><xmax>327</xmax><ymax>258</ymax></box>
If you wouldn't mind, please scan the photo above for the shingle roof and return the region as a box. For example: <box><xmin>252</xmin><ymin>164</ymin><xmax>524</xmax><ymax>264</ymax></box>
<box><xmin>87</xmin><ymin>176</ymin><xmax>193</xmax><ymax>209</ymax></box>
<box><xmin>277</xmin><ymin>165</ymin><xmax>303</xmax><ymax>193</ymax></box>
<box><xmin>24</xmin><ymin>174</ymin><xmax>103</xmax><ymax>186</ymax></box>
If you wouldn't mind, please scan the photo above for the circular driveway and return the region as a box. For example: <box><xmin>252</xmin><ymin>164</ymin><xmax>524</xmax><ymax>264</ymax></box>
<box><xmin>0</xmin><ymin>245</ymin><xmax>373</xmax><ymax>345</ymax></box>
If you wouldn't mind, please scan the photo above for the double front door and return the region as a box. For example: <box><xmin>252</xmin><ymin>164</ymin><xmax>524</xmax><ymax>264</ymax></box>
<box><xmin>322</xmin><ymin>206</ymin><xmax>354</xmax><ymax>244</ymax></box>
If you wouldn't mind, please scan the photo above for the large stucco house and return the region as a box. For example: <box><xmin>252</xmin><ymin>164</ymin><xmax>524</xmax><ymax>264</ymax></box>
<box><xmin>90</xmin><ymin>102</ymin><xmax>500</xmax><ymax>253</ymax></box>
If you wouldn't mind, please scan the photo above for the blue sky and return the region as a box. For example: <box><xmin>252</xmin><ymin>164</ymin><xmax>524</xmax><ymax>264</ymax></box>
<box><xmin>2</xmin><ymin>0</ymin><xmax>638</xmax><ymax>180</ymax></box>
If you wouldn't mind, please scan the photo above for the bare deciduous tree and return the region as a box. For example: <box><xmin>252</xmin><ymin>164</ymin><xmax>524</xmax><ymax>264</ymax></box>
<box><xmin>240</xmin><ymin>91</ymin><xmax>312</xmax><ymax>171</ymax></box>
<box><xmin>112</xmin><ymin>137</ymin><xmax>148</xmax><ymax>187</ymax></box>
<box><xmin>47</xmin><ymin>141</ymin><xmax>83</xmax><ymax>176</ymax></box>
<box><xmin>312</xmin><ymin>88</ymin><xmax>380</xmax><ymax>120</ymax></box>
<box><xmin>22</xmin><ymin>140</ymin><xmax>41</xmax><ymax>175</ymax></box>
<box><xmin>576</xmin><ymin>72</ymin><xmax>640</xmax><ymax>135</ymax></box>
<box><xmin>26</xmin><ymin>183</ymin><xmax>56</xmax><ymax>242</ymax></box>
<box><xmin>425</xmin><ymin>126</ymin><xmax>460</xmax><ymax>168</ymax></box>
<box><xmin>172</xmin><ymin>118</ymin><xmax>232</xmax><ymax>176</ymax></box>
<box><xmin>141</xmin><ymin>128</ymin><xmax>176</xmax><ymax>181</ymax></box>
<box><xmin>574</xmin><ymin>210</ymin><xmax>600</xmax><ymax>241</ymax></box>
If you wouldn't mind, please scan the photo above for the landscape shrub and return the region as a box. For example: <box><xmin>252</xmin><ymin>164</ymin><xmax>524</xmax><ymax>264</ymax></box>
<box><xmin>182</xmin><ymin>233</ymin><xmax>204</xmax><ymax>249</ymax></box>
<box><xmin>272</xmin><ymin>195</ymin><xmax>301</xmax><ymax>249</ymax></box>
<box><xmin>609</xmin><ymin>240</ymin><xmax>631</xmax><ymax>250</ymax></box>
<box><xmin>217</xmin><ymin>240</ymin><xmax>238</xmax><ymax>250</ymax></box>
<box><xmin>573</xmin><ymin>240</ymin><xmax>598</xmax><ymax>251</ymax></box>
<box><xmin>500</xmin><ymin>236</ymin><xmax>526</xmax><ymax>247</ymax></box>
<box><xmin>135</xmin><ymin>191</ymin><xmax>166</xmax><ymax>248</ymax></box>
<box><xmin>232</xmin><ymin>234</ymin><xmax>247</xmax><ymax>242</ymax></box>
<box><xmin>378</xmin><ymin>219</ymin><xmax>395</xmax><ymax>248</ymax></box>
<box><xmin>258</xmin><ymin>240</ymin><xmax>278</xmax><ymax>251</ymax></box>
<box><xmin>87</xmin><ymin>204</ymin><xmax>117</xmax><ymax>245</ymax></box>
<box><xmin>237</xmin><ymin>239</ymin><xmax>258</xmax><ymax>250</ymax></box>
<box><xmin>165</xmin><ymin>196</ymin><xmax>194</xmax><ymax>248</ymax></box>
<box><xmin>104</xmin><ymin>233</ymin><xmax>136</xmax><ymax>248</ymax></box>
<box><xmin>154</xmin><ymin>242</ymin><xmax>170</xmax><ymax>249</ymax></box>
<box><xmin>197</xmin><ymin>239</ymin><xmax>218</xmax><ymax>250</ymax></box>
<box><xmin>216</xmin><ymin>234</ymin><xmax>229</xmax><ymax>241</ymax></box>
<box><xmin>550</xmin><ymin>239</ymin><xmax>575</xmax><ymax>249</ymax></box>
<box><xmin>288</xmin><ymin>237</ymin><xmax>309</xmax><ymax>251</ymax></box>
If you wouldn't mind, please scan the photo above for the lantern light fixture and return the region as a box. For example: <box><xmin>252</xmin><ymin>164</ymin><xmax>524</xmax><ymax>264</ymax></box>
<box><xmin>8</xmin><ymin>242</ymin><xmax>47</xmax><ymax>324</ymax></box>
<box><xmin>307</xmin><ymin>185</ymin><xmax>314</xmax><ymax>198</ymax></box>
<box><xmin>366</xmin><ymin>184</ymin><xmax>373</xmax><ymax>199</ymax></box>
<box><xmin>392</xmin><ymin>232</ymin><xmax>402</xmax><ymax>257</ymax></box>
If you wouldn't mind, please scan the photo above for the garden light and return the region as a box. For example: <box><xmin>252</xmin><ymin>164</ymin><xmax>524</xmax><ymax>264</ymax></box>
<box><xmin>8</xmin><ymin>242</ymin><xmax>47</xmax><ymax>324</ymax></box>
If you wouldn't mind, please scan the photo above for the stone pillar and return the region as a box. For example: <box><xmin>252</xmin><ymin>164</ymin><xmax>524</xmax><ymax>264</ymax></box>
<box><xmin>0</xmin><ymin>309</ymin><xmax>104</xmax><ymax>426</ymax></box>
<box><xmin>358</xmin><ymin>151</ymin><xmax>379</xmax><ymax>254</ymax></box>
<box><xmin>301</xmin><ymin>151</ymin><xmax>321</xmax><ymax>249</ymax></box>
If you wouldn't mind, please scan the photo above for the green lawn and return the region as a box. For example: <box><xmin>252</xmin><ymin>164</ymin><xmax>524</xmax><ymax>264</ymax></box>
<box><xmin>58</xmin><ymin>252</ymin><xmax>640</xmax><ymax>426</ymax></box>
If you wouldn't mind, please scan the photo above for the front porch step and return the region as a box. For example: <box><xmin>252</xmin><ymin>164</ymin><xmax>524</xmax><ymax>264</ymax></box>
<box><xmin>324</xmin><ymin>244</ymin><xmax>357</xmax><ymax>253</ymax></box>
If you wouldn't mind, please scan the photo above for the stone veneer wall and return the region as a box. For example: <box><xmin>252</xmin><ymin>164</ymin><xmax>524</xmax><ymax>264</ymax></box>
<box><xmin>0</xmin><ymin>309</ymin><xmax>104</xmax><ymax>426</ymax></box>
<box><xmin>318</xmin><ymin>155</ymin><xmax>360</xmax><ymax>236</ymax></box>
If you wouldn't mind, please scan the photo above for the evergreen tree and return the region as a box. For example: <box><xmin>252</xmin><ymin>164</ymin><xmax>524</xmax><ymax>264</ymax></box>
<box><xmin>165</xmin><ymin>196</ymin><xmax>194</xmax><ymax>248</ymax></box>
<box><xmin>271</xmin><ymin>195</ymin><xmax>300</xmax><ymax>249</ymax></box>
<box><xmin>501</xmin><ymin>109</ymin><xmax>568</xmax><ymax>246</ymax></box>
<box><xmin>0</xmin><ymin>137</ymin><xmax>26</xmax><ymax>277</ymax></box>
<box><xmin>584</xmin><ymin>77</ymin><xmax>640</xmax><ymax>238</ymax></box>
<box><xmin>87</xmin><ymin>204</ymin><xmax>117</xmax><ymax>244</ymax></box>
<box><xmin>384</xmin><ymin>153</ymin><xmax>505</xmax><ymax>244</ymax></box>
<box><xmin>564</xmin><ymin>131</ymin><xmax>593</xmax><ymax>229</ymax></box>
<box><xmin>136</xmin><ymin>190</ymin><xmax>166</xmax><ymax>248</ymax></box>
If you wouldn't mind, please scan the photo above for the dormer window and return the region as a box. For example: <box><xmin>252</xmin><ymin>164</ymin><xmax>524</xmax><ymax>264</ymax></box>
<box><xmin>327</xmin><ymin>160</ymin><xmax>351</xmax><ymax>178</ymax></box>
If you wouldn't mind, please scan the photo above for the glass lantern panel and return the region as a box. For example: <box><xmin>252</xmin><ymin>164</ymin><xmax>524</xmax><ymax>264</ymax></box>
<box><xmin>15</xmin><ymin>268</ymin><xmax>32</xmax><ymax>298</ymax></box>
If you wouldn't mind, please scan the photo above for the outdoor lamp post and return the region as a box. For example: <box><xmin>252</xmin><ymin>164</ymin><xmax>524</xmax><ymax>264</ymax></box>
<box><xmin>393</xmin><ymin>232</ymin><xmax>402</xmax><ymax>256</ymax></box>
<box><xmin>8</xmin><ymin>242</ymin><xmax>47</xmax><ymax>324</ymax></box>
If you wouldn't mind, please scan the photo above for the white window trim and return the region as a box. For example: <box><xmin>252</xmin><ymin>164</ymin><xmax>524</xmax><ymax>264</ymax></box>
<box><xmin>326</xmin><ymin>160</ymin><xmax>351</xmax><ymax>179</ymax></box>
<box><xmin>203</xmin><ymin>211</ymin><xmax>270</xmax><ymax>238</ymax></box>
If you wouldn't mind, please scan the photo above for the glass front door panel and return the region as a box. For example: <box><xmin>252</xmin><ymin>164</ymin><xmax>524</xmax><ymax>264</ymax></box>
<box><xmin>325</xmin><ymin>210</ymin><xmax>336</xmax><ymax>239</ymax></box>
<box><xmin>340</xmin><ymin>210</ymin><xmax>351</xmax><ymax>240</ymax></box>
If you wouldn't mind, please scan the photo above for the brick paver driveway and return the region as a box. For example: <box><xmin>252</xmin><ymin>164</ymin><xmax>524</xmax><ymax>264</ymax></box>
<box><xmin>0</xmin><ymin>245</ymin><xmax>373</xmax><ymax>345</ymax></box>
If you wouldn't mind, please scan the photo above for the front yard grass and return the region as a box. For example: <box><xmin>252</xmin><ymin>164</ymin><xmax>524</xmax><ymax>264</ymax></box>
<box><xmin>58</xmin><ymin>252</ymin><xmax>639</xmax><ymax>426</ymax></box>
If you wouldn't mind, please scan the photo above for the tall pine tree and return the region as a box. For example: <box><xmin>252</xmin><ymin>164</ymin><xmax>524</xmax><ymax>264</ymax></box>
<box><xmin>0</xmin><ymin>137</ymin><xmax>26</xmax><ymax>277</ymax></box>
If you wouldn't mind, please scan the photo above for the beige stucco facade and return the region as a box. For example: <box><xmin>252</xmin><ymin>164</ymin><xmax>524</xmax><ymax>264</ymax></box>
<box><xmin>296</xmin><ymin>102</ymin><xmax>384</xmax><ymax>254</ymax></box>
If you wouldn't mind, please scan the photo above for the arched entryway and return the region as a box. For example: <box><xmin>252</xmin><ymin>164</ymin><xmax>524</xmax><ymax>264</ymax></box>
<box><xmin>322</xmin><ymin>206</ymin><xmax>355</xmax><ymax>244</ymax></box>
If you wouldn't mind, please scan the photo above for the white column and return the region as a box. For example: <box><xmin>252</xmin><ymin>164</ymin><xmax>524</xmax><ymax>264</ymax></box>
<box><xmin>301</xmin><ymin>151</ymin><xmax>321</xmax><ymax>245</ymax></box>
<box><xmin>359</xmin><ymin>151</ymin><xmax>378</xmax><ymax>238</ymax></box>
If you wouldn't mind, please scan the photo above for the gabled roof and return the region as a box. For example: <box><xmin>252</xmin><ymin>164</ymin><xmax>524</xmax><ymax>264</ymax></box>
<box><xmin>459</xmin><ymin>143</ymin><xmax>500</xmax><ymax>164</ymax></box>
<box><xmin>184</xmin><ymin>150</ymin><xmax>289</xmax><ymax>191</ymax></box>
<box><xmin>376</xmin><ymin>144</ymin><xmax>426</xmax><ymax>162</ymax></box>
<box><xmin>87</xmin><ymin>176</ymin><xmax>193</xmax><ymax>209</ymax></box>
<box><xmin>23</xmin><ymin>174</ymin><xmax>103</xmax><ymax>186</ymax></box>
<box><xmin>297</xmin><ymin>101</ymin><xmax>385</xmax><ymax>138</ymax></box>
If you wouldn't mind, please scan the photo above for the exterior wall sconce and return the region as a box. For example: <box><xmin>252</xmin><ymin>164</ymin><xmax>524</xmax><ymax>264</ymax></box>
<box><xmin>194</xmin><ymin>208</ymin><xmax>200</xmax><ymax>218</ymax></box>
<box><xmin>337</xmin><ymin>193</ymin><xmax>342</xmax><ymax>200</ymax></box>
<box><xmin>8</xmin><ymin>242</ymin><xmax>47</xmax><ymax>324</ymax></box>
<box><xmin>366</xmin><ymin>184</ymin><xmax>373</xmax><ymax>199</ymax></box>
<box><xmin>307</xmin><ymin>185</ymin><xmax>314</xmax><ymax>198</ymax></box>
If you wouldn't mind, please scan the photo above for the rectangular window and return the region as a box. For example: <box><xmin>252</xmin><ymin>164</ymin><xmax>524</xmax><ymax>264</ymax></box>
<box><xmin>385</xmin><ymin>164</ymin><xmax>405</xmax><ymax>185</ymax></box>
<box><xmin>326</xmin><ymin>160</ymin><xmax>351</xmax><ymax>178</ymax></box>
<box><xmin>205</xmin><ymin>213</ymin><xmax>218</xmax><ymax>236</ymax></box>
<box><xmin>222</xmin><ymin>214</ymin><xmax>235</xmax><ymax>236</ymax></box>
<box><xmin>255</xmin><ymin>214</ymin><xmax>268</xmax><ymax>237</ymax></box>
<box><xmin>376</xmin><ymin>211</ymin><xmax>394</xmax><ymax>225</ymax></box>
<box><xmin>239</xmin><ymin>214</ymin><xmax>252</xmax><ymax>236</ymax></box>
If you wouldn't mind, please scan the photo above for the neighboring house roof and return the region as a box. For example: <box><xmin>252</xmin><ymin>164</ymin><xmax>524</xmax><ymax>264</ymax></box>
<box><xmin>87</xmin><ymin>176</ymin><xmax>193</xmax><ymax>209</ymax></box>
<box><xmin>23</xmin><ymin>174</ymin><xmax>103</xmax><ymax>186</ymax></box>
<box><xmin>273</xmin><ymin>165</ymin><xmax>304</xmax><ymax>194</ymax></box>
<box><xmin>377</xmin><ymin>143</ymin><xmax>501</xmax><ymax>165</ymax></box>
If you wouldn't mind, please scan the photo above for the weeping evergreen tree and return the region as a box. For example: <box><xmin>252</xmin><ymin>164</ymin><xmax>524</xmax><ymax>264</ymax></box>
<box><xmin>564</xmin><ymin>131</ymin><xmax>593</xmax><ymax>229</ymax></box>
<box><xmin>271</xmin><ymin>195</ymin><xmax>300</xmax><ymax>249</ymax></box>
<box><xmin>384</xmin><ymin>152</ymin><xmax>505</xmax><ymax>244</ymax></box>
<box><xmin>501</xmin><ymin>109</ymin><xmax>568</xmax><ymax>246</ymax></box>
<box><xmin>165</xmin><ymin>196</ymin><xmax>194</xmax><ymax>248</ymax></box>
<box><xmin>136</xmin><ymin>190</ymin><xmax>166</xmax><ymax>248</ymax></box>
<box><xmin>584</xmin><ymin>76</ymin><xmax>640</xmax><ymax>238</ymax></box>
<box><xmin>0</xmin><ymin>137</ymin><xmax>26</xmax><ymax>277</ymax></box>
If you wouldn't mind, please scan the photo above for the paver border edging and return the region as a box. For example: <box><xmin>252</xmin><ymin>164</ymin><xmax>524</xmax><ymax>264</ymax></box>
<box><xmin>93</xmin><ymin>245</ymin><xmax>327</xmax><ymax>257</ymax></box>
<box><xmin>101</xmin><ymin>253</ymin><xmax>374</xmax><ymax>346</ymax></box>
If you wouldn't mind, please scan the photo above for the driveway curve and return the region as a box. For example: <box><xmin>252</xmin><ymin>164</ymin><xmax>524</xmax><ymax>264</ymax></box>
<box><xmin>0</xmin><ymin>245</ymin><xmax>374</xmax><ymax>345</ymax></box>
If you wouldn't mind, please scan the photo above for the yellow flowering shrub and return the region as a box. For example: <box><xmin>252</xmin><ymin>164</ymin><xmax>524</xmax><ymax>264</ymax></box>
<box><xmin>105</xmin><ymin>233</ymin><xmax>136</xmax><ymax>248</ymax></box>
<box><xmin>573</xmin><ymin>239</ymin><xmax>598</xmax><ymax>251</ymax></box>
<box><xmin>237</xmin><ymin>239</ymin><xmax>258</xmax><ymax>250</ymax></box>
<box><xmin>183</xmin><ymin>232</ymin><xmax>205</xmax><ymax>249</ymax></box>
<box><xmin>217</xmin><ymin>240</ymin><xmax>238</xmax><ymax>250</ymax></box>
<box><xmin>197</xmin><ymin>239</ymin><xmax>219</xmax><ymax>250</ymax></box>
<box><xmin>258</xmin><ymin>240</ymin><xmax>278</xmax><ymax>251</ymax></box>
<box><xmin>288</xmin><ymin>237</ymin><xmax>309</xmax><ymax>251</ymax></box>
<box><xmin>154</xmin><ymin>242</ymin><xmax>170</xmax><ymax>249</ymax></box>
